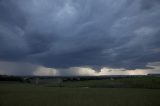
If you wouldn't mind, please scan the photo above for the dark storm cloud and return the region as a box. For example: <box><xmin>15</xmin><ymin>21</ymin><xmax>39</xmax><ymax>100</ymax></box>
<box><xmin>0</xmin><ymin>0</ymin><xmax>160</xmax><ymax>71</ymax></box>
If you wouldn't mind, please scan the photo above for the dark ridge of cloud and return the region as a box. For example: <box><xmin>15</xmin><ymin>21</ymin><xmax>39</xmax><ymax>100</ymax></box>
<box><xmin>0</xmin><ymin>0</ymin><xmax>160</xmax><ymax>72</ymax></box>
<box><xmin>141</xmin><ymin>0</ymin><xmax>160</xmax><ymax>10</ymax></box>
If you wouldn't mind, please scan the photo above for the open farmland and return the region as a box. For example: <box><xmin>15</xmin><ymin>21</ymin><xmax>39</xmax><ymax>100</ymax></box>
<box><xmin>61</xmin><ymin>77</ymin><xmax>160</xmax><ymax>88</ymax></box>
<box><xmin>0</xmin><ymin>77</ymin><xmax>160</xmax><ymax>106</ymax></box>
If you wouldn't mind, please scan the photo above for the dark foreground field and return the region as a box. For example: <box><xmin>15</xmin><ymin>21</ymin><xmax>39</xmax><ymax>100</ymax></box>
<box><xmin>0</xmin><ymin>82</ymin><xmax>160</xmax><ymax>106</ymax></box>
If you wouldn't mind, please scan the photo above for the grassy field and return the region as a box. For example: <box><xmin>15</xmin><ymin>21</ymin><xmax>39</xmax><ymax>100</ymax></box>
<box><xmin>62</xmin><ymin>77</ymin><xmax>160</xmax><ymax>88</ymax></box>
<box><xmin>0</xmin><ymin>80</ymin><xmax>160</xmax><ymax>106</ymax></box>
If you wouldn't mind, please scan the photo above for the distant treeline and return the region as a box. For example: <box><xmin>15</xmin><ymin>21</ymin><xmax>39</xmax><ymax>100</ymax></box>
<box><xmin>0</xmin><ymin>75</ymin><xmax>23</xmax><ymax>82</ymax></box>
<box><xmin>1</xmin><ymin>74</ymin><xmax>160</xmax><ymax>89</ymax></box>
<box><xmin>0</xmin><ymin>74</ymin><xmax>159</xmax><ymax>82</ymax></box>
<box><xmin>0</xmin><ymin>74</ymin><xmax>146</xmax><ymax>82</ymax></box>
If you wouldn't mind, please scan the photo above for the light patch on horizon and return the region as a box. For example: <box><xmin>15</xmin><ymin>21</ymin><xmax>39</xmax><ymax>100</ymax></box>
<box><xmin>33</xmin><ymin>66</ymin><xmax>59</xmax><ymax>76</ymax></box>
<box><xmin>100</xmin><ymin>68</ymin><xmax>147</xmax><ymax>75</ymax></box>
<box><xmin>0</xmin><ymin>61</ymin><xmax>159</xmax><ymax>76</ymax></box>
<box><xmin>33</xmin><ymin>62</ymin><xmax>160</xmax><ymax>76</ymax></box>
<box><xmin>146</xmin><ymin>62</ymin><xmax>160</xmax><ymax>74</ymax></box>
<box><xmin>33</xmin><ymin>66</ymin><xmax>148</xmax><ymax>76</ymax></box>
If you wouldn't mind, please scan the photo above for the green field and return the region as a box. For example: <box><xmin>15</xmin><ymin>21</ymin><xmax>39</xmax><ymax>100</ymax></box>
<box><xmin>62</xmin><ymin>77</ymin><xmax>160</xmax><ymax>88</ymax></box>
<box><xmin>0</xmin><ymin>78</ymin><xmax>160</xmax><ymax>106</ymax></box>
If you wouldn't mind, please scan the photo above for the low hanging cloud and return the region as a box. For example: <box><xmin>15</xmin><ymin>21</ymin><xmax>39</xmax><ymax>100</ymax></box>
<box><xmin>0</xmin><ymin>61</ymin><xmax>148</xmax><ymax>76</ymax></box>
<box><xmin>0</xmin><ymin>0</ymin><xmax>160</xmax><ymax>75</ymax></box>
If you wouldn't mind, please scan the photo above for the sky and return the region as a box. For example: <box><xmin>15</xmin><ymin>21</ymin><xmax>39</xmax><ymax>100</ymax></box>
<box><xmin>0</xmin><ymin>0</ymin><xmax>160</xmax><ymax>76</ymax></box>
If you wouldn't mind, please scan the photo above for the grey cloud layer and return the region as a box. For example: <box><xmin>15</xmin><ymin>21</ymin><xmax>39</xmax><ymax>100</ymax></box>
<box><xmin>0</xmin><ymin>0</ymin><xmax>160</xmax><ymax>70</ymax></box>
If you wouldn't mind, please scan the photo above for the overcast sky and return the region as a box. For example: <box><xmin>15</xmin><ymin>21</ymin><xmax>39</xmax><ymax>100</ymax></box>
<box><xmin>0</xmin><ymin>0</ymin><xmax>160</xmax><ymax>76</ymax></box>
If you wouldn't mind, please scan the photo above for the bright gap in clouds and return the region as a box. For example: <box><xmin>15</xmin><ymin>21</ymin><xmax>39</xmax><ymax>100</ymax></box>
<box><xmin>1</xmin><ymin>61</ymin><xmax>159</xmax><ymax>76</ymax></box>
<box><xmin>33</xmin><ymin>67</ymin><xmax>147</xmax><ymax>76</ymax></box>
<box><xmin>23</xmin><ymin>62</ymin><xmax>160</xmax><ymax>76</ymax></box>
